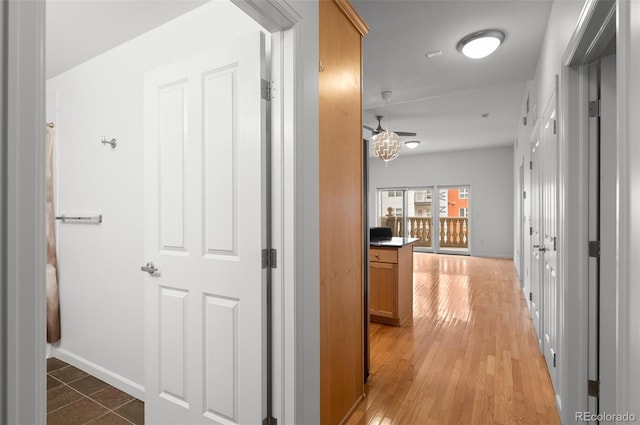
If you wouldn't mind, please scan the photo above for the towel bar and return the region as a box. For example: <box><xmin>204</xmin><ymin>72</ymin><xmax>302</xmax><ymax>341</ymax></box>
<box><xmin>55</xmin><ymin>214</ymin><xmax>103</xmax><ymax>224</ymax></box>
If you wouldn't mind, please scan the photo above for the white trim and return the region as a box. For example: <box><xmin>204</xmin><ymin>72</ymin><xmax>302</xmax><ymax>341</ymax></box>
<box><xmin>234</xmin><ymin>3</ymin><xmax>314</xmax><ymax>422</ymax></box>
<box><xmin>4</xmin><ymin>0</ymin><xmax>47</xmax><ymax>423</ymax></box>
<box><xmin>558</xmin><ymin>62</ymin><xmax>591</xmax><ymax>423</ymax></box>
<box><xmin>232</xmin><ymin>0</ymin><xmax>298</xmax><ymax>32</ymax></box>
<box><xmin>559</xmin><ymin>0</ymin><xmax>624</xmax><ymax>421</ymax></box>
<box><xmin>5</xmin><ymin>0</ymin><xmax>317</xmax><ymax>423</ymax></box>
<box><xmin>564</xmin><ymin>0</ymin><xmax>616</xmax><ymax>66</ymax></box>
<box><xmin>0</xmin><ymin>0</ymin><xmax>7</xmax><ymax>419</ymax></box>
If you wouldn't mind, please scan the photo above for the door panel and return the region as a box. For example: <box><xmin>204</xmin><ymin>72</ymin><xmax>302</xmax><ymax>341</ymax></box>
<box><xmin>203</xmin><ymin>71</ymin><xmax>236</xmax><ymax>255</ymax></box>
<box><xmin>541</xmin><ymin>81</ymin><xmax>559</xmax><ymax>390</ymax></box>
<box><xmin>370</xmin><ymin>262</ymin><xmax>397</xmax><ymax>318</ymax></box>
<box><xmin>143</xmin><ymin>32</ymin><xmax>266</xmax><ymax>425</ymax></box>
<box><xmin>530</xmin><ymin>132</ymin><xmax>543</xmax><ymax>346</ymax></box>
<box><xmin>159</xmin><ymin>287</ymin><xmax>189</xmax><ymax>406</ymax></box>
<box><xmin>203</xmin><ymin>295</ymin><xmax>238</xmax><ymax>420</ymax></box>
<box><xmin>159</xmin><ymin>83</ymin><xmax>187</xmax><ymax>251</ymax></box>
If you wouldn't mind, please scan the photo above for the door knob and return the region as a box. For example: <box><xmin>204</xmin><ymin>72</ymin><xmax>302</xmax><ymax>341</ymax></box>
<box><xmin>141</xmin><ymin>261</ymin><xmax>159</xmax><ymax>275</ymax></box>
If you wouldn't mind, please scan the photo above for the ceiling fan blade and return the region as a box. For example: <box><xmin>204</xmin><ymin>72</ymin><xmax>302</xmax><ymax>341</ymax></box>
<box><xmin>363</xmin><ymin>125</ymin><xmax>375</xmax><ymax>132</ymax></box>
<box><xmin>395</xmin><ymin>131</ymin><xmax>417</xmax><ymax>137</ymax></box>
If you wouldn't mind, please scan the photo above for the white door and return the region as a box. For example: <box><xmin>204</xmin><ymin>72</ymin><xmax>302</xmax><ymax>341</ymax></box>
<box><xmin>143</xmin><ymin>32</ymin><xmax>267</xmax><ymax>425</ymax></box>
<box><xmin>541</xmin><ymin>83</ymin><xmax>559</xmax><ymax>390</ymax></box>
<box><xmin>530</xmin><ymin>130</ymin><xmax>543</xmax><ymax>346</ymax></box>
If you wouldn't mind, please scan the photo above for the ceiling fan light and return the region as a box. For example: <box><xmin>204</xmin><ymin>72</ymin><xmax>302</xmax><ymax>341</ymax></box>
<box><xmin>457</xmin><ymin>30</ymin><xmax>505</xmax><ymax>59</ymax></box>
<box><xmin>404</xmin><ymin>140</ymin><xmax>420</xmax><ymax>149</ymax></box>
<box><xmin>373</xmin><ymin>130</ymin><xmax>401</xmax><ymax>162</ymax></box>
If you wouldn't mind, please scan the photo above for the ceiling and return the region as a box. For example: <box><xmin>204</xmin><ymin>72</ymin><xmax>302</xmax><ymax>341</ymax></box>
<box><xmin>46</xmin><ymin>0</ymin><xmax>208</xmax><ymax>78</ymax></box>
<box><xmin>46</xmin><ymin>0</ymin><xmax>552</xmax><ymax>155</ymax></box>
<box><xmin>352</xmin><ymin>0</ymin><xmax>553</xmax><ymax>155</ymax></box>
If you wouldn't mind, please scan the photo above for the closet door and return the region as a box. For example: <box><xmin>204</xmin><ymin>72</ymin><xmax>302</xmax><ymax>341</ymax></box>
<box><xmin>319</xmin><ymin>0</ymin><xmax>368</xmax><ymax>423</ymax></box>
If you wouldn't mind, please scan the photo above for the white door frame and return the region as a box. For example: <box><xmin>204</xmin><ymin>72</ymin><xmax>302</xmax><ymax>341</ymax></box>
<box><xmin>2</xmin><ymin>1</ymin><xmax>47</xmax><ymax>424</ymax></box>
<box><xmin>1</xmin><ymin>1</ymin><xmax>318</xmax><ymax>424</ymax></box>
<box><xmin>559</xmin><ymin>0</ymin><xmax>637</xmax><ymax>422</ymax></box>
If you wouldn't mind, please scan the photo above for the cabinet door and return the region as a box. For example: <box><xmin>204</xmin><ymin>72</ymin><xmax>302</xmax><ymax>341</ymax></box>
<box><xmin>370</xmin><ymin>262</ymin><xmax>397</xmax><ymax>318</ymax></box>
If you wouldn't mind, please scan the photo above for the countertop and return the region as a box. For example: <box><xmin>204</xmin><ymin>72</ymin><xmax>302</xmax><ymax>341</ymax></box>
<box><xmin>369</xmin><ymin>237</ymin><xmax>420</xmax><ymax>248</ymax></box>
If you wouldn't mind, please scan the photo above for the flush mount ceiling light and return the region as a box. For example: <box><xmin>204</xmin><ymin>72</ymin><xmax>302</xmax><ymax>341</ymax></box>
<box><xmin>457</xmin><ymin>29</ymin><xmax>505</xmax><ymax>59</ymax></box>
<box><xmin>404</xmin><ymin>140</ymin><xmax>420</xmax><ymax>149</ymax></box>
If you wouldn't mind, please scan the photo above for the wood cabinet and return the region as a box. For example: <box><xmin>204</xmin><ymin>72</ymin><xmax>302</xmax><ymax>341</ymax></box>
<box><xmin>319</xmin><ymin>1</ymin><xmax>368</xmax><ymax>424</ymax></box>
<box><xmin>369</xmin><ymin>243</ymin><xmax>415</xmax><ymax>326</ymax></box>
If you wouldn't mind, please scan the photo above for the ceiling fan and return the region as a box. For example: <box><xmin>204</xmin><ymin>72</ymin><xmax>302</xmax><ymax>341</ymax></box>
<box><xmin>363</xmin><ymin>115</ymin><xmax>416</xmax><ymax>138</ymax></box>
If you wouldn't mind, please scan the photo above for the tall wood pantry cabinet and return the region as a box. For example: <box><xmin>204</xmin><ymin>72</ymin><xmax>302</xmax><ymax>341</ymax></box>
<box><xmin>319</xmin><ymin>0</ymin><xmax>368</xmax><ymax>423</ymax></box>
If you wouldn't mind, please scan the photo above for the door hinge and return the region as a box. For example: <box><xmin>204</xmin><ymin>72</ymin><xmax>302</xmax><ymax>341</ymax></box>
<box><xmin>523</xmin><ymin>191</ymin><xmax>527</xmax><ymax>199</ymax></box>
<box><xmin>589</xmin><ymin>99</ymin><xmax>601</xmax><ymax>117</ymax></box>
<box><xmin>263</xmin><ymin>416</ymin><xmax>278</xmax><ymax>425</ymax></box>
<box><xmin>262</xmin><ymin>248</ymin><xmax>277</xmax><ymax>269</ymax></box>
<box><xmin>588</xmin><ymin>240</ymin><xmax>601</xmax><ymax>258</ymax></box>
<box><xmin>552</xmin><ymin>351</ymin><xmax>557</xmax><ymax>368</ymax></box>
<box><xmin>553</xmin><ymin>236</ymin><xmax>557</xmax><ymax>251</ymax></box>
<box><xmin>588</xmin><ymin>379</ymin><xmax>600</xmax><ymax>397</ymax></box>
<box><xmin>529</xmin><ymin>292</ymin><xmax>533</xmax><ymax>301</ymax></box>
<box><xmin>553</xmin><ymin>119</ymin><xmax>557</xmax><ymax>135</ymax></box>
<box><xmin>261</xmin><ymin>78</ymin><xmax>275</xmax><ymax>101</ymax></box>
<box><xmin>529</xmin><ymin>226</ymin><xmax>533</xmax><ymax>236</ymax></box>
<box><xmin>529</xmin><ymin>160</ymin><xmax>533</xmax><ymax>170</ymax></box>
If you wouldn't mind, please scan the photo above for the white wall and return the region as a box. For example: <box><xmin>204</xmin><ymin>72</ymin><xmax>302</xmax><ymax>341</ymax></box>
<box><xmin>47</xmin><ymin>1</ymin><xmax>268</xmax><ymax>398</ymax></box>
<box><xmin>369</xmin><ymin>145</ymin><xmax>514</xmax><ymax>258</ymax></box>
<box><xmin>285</xmin><ymin>1</ymin><xmax>320</xmax><ymax>422</ymax></box>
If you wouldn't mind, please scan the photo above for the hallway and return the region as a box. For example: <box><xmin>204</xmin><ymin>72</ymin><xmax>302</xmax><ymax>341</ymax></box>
<box><xmin>347</xmin><ymin>253</ymin><xmax>561</xmax><ymax>424</ymax></box>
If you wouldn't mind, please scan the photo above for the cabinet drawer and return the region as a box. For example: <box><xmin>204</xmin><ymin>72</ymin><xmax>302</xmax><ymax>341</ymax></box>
<box><xmin>370</xmin><ymin>248</ymin><xmax>397</xmax><ymax>264</ymax></box>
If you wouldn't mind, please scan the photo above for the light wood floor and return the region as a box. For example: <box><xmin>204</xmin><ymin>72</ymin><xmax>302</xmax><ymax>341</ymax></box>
<box><xmin>346</xmin><ymin>253</ymin><xmax>561</xmax><ymax>425</ymax></box>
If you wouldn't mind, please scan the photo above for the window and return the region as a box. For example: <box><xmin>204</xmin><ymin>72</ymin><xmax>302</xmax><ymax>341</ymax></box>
<box><xmin>459</xmin><ymin>187</ymin><xmax>469</xmax><ymax>199</ymax></box>
<box><xmin>395</xmin><ymin>208</ymin><xmax>403</xmax><ymax>216</ymax></box>
<box><xmin>414</xmin><ymin>191</ymin><xmax>432</xmax><ymax>202</ymax></box>
<box><xmin>389</xmin><ymin>190</ymin><xmax>403</xmax><ymax>197</ymax></box>
<box><xmin>459</xmin><ymin>208</ymin><xmax>468</xmax><ymax>217</ymax></box>
<box><xmin>415</xmin><ymin>206</ymin><xmax>431</xmax><ymax>217</ymax></box>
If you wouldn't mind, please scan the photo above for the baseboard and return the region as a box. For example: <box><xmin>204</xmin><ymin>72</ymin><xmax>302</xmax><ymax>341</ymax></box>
<box><xmin>339</xmin><ymin>393</ymin><xmax>364</xmax><ymax>425</ymax></box>
<box><xmin>51</xmin><ymin>347</ymin><xmax>144</xmax><ymax>401</ymax></box>
<box><xmin>472</xmin><ymin>252</ymin><xmax>514</xmax><ymax>259</ymax></box>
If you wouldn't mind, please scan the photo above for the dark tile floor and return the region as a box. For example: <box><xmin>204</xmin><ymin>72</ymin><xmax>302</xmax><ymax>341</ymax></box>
<box><xmin>47</xmin><ymin>358</ymin><xmax>144</xmax><ymax>425</ymax></box>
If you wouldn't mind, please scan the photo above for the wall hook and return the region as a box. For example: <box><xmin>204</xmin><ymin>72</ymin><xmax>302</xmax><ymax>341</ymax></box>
<box><xmin>101</xmin><ymin>137</ymin><xmax>117</xmax><ymax>149</ymax></box>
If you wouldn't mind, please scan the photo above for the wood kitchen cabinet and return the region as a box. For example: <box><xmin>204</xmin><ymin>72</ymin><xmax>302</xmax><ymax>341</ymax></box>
<box><xmin>369</xmin><ymin>239</ymin><xmax>418</xmax><ymax>326</ymax></box>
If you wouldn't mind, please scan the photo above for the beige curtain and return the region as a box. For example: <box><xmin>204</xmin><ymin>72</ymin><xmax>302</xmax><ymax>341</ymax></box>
<box><xmin>46</xmin><ymin>126</ymin><xmax>61</xmax><ymax>343</ymax></box>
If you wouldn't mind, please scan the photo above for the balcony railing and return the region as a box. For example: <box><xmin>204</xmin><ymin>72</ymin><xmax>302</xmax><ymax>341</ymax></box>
<box><xmin>379</xmin><ymin>215</ymin><xmax>468</xmax><ymax>249</ymax></box>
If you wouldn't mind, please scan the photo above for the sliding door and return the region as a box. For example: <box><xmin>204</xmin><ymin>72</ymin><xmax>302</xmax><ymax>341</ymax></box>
<box><xmin>377</xmin><ymin>189</ymin><xmax>406</xmax><ymax>237</ymax></box>
<box><xmin>376</xmin><ymin>185</ymin><xmax>470</xmax><ymax>255</ymax></box>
